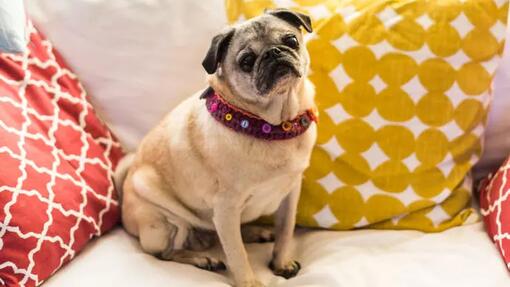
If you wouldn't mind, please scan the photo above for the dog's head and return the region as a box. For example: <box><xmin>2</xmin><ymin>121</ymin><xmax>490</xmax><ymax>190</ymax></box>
<box><xmin>202</xmin><ymin>9</ymin><xmax>313</xmax><ymax>124</ymax></box>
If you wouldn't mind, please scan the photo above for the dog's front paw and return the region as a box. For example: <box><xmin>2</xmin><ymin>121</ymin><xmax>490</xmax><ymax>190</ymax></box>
<box><xmin>269</xmin><ymin>259</ymin><xmax>301</xmax><ymax>279</ymax></box>
<box><xmin>238</xmin><ymin>280</ymin><xmax>265</xmax><ymax>287</ymax></box>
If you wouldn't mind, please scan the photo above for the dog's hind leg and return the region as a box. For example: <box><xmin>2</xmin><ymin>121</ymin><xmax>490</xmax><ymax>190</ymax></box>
<box><xmin>137</xmin><ymin>214</ymin><xmax>176</xmax><ymax>256</ymax></box>
<box><xmin>132</xmin><ymin>166</ymin><xmax>225</xmax><ymax>272</ymax></box>
<box><xmin>241</xmin><ymin>225</ymin><xmax>275</xmax><ymax>243</ymax></box>
<box><xmin>164</xmin><ymin>249</ymin><xmax>226</xmax><ymax>271</ymax></box>
<box><xmin>187</xmin><ymin>228</ymin><xmax>217</xmax><ymax>251</ymax></box>
<box><xmin>137</xmin><ymin>215</ymin><xmax>225</xmax><ymax>271</ymax></box>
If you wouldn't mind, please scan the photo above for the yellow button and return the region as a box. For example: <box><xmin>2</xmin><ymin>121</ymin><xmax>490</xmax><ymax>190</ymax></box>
<box><xmin>282</xmin><ymin>121</ymin><xmax>292</xmax><ymax>131</ymax></box>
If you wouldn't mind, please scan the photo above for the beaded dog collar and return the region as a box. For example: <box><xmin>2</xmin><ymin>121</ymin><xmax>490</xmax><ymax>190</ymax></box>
<box><xmin>201</xmin><ymin>87</ymin><xmax>317</xmax><ymax>141</ymax></box>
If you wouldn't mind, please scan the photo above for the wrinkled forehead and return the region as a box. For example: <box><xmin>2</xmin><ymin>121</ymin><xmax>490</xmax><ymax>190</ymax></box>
<box><xmin>230</xmin><ymin>15</ymin><xmax>301</xmax><ymax>51</ymax></box>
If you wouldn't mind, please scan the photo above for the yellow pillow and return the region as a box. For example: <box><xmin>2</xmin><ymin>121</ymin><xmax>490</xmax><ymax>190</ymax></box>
<box><xmin>226</xmin><ymin>0</ymin><xmax>509</xmax><ymax>232</ymax></box>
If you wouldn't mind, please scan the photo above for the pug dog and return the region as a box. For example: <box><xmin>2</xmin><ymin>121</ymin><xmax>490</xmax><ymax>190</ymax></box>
<box><xmin>114</xmin><ymin>9</ymin><xmax>317</xmax><ymax>287</ymax></box>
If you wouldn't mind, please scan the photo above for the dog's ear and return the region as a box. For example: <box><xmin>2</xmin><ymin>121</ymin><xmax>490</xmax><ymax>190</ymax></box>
<box><xmin>266</xmin><ymin>8</ymin><xmax>313</xmax><ymax>33</ymax></box>
<box><xmin>202</xmin><ymin>28</ymin><xmax>235</xmax><ymax>74</ymax></box>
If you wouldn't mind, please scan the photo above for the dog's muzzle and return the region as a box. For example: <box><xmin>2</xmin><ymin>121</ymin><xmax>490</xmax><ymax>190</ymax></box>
<box><xmin>255</xmin><ymin>47</ymin><xmax>301</xmax><ymax>94</ymax></box>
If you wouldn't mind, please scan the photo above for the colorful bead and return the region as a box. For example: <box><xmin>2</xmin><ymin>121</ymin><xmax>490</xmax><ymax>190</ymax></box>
<box><xmin>300</xmin><ymin>116</ymin><xmax>310</xmax><ymax>127</ymax></box>
<box><xmin>310</xmin><ymin>108</ymin><xmax>319</xmax><ymax>122</ymax></box>
<box><xmin>262</xmin><ymin>123</ymin><xmax>272</xmax><ymax>133</ymax></box>
<box><xmin>225</xmin><ymin>113</ymin><xmax>233</xmax><ymax>121</ymax></box>
<box><xmin>241</xmin><ymin>119</ymin><xmax>249</xmax><ymax>128</ymax></box>
<box><xmin>282</xmin><ymin>121</ymin><xmax>292</xmax><ymax>131</ymax></box>
<box><xmin>210</xmin><ymin>102</ymin><xmax>218</xmax><ymax>112</ymax></box>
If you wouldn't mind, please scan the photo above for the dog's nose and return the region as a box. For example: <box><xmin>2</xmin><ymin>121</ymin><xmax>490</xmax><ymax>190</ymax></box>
<box><xmin>265</xmin><ymin>47</ymin><xmax>282</xmax><ymax>59</ymax></box>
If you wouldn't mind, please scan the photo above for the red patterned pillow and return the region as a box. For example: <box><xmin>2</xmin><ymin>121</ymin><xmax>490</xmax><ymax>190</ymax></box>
<box><xmin>479</xmin><ymin>158</ymin><xmax>510</xmax><ymax>272</ymax></box>
<box><xmin>0</xmin><ymin>23</ymin><xmax>123</xmax><ymax>286</ymax></box>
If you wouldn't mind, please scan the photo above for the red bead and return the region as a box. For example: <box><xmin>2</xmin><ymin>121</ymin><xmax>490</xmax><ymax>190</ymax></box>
<box><xmin>210</xmin><ymin>102</ymin><xmax>218</xmax><ymax>112</ymax></box>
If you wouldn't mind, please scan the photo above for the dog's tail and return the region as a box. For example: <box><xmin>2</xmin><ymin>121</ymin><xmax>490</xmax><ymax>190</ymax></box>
<box><xmin>114</xmin><ymin>153</ymin><xmax>136</xmax><ymax>202</ymax></box>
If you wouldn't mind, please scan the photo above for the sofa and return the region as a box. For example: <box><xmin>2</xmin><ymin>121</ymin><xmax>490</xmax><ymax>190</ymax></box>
<box><xmin>3</xmin><ymin>0</ymin><xmax>510</xmax><ymax>286</ymax></box>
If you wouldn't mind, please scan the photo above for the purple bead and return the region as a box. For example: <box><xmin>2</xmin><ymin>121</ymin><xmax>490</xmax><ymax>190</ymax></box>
<box><xmin>210</xmin><ymin>102</ymin><xmax>218</xmax><ymax>112</ymax></box>
<box><xmin>262</xmin><ymin>123</ymin><xmax>272</xmax><ymax>134</ymax></box>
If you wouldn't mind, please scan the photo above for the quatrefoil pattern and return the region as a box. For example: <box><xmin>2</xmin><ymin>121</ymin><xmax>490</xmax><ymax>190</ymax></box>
<box><xmin>480</xmin><ymin>158</ymin><xmax>510</xmax><ymax>272</ymax></box>
<box><xmin>0</xmin><ymin>23</ymin><xmax>123</xmax><ymax>286</ymax></box>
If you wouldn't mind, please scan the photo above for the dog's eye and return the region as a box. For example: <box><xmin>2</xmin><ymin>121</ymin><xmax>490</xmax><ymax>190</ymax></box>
<box><xmin>283</xmin><ymin>35</ymin><xmax>299</xmax><ymax>49</ymax></box>
<box><xmin>239</xmin><ymin>53</ymin><xmax>256</xmax><ymax>73</ymax></box>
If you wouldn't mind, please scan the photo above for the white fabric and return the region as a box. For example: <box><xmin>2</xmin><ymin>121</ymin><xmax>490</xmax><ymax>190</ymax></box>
<box><xmin>44</xmin><ymin>223</ymin><xmax>510</xmax><ymax>287</ymax></box>
<box><xmin>25</xmin><ymin>0</ymin><xmax>227</xmax><ymax>150</ymax></box>
<box><xmin>0</xmin><ymin>0</ymin><xmax>26</xmax><ymax>53</ymax></box>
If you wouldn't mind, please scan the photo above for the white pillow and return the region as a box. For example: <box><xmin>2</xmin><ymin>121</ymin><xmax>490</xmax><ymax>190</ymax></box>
<box><xmin>26</xmin><ymin>0</ymin><xmax>227</xmax><ymax>149</ymax></box>
<box><xmin>0</xmin><ymin>0</ymin><xmax>26</xmax><ymax>53</ymax></box>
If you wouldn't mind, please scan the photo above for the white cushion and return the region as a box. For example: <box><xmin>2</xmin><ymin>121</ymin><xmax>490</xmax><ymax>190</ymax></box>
<box><xmin>26</xmin><ymin>0</ymin><xmax>227</xmax><ymax>149</ymax></box>
<box><xmin>0</xmin><ymin>0</ymin><xmax>26</xmax><ymax>53</ymax></box>
<box><xmin>44</xmin><ymin>224</ymin><xmax>510</xmax><ymax>287</ymax></box>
